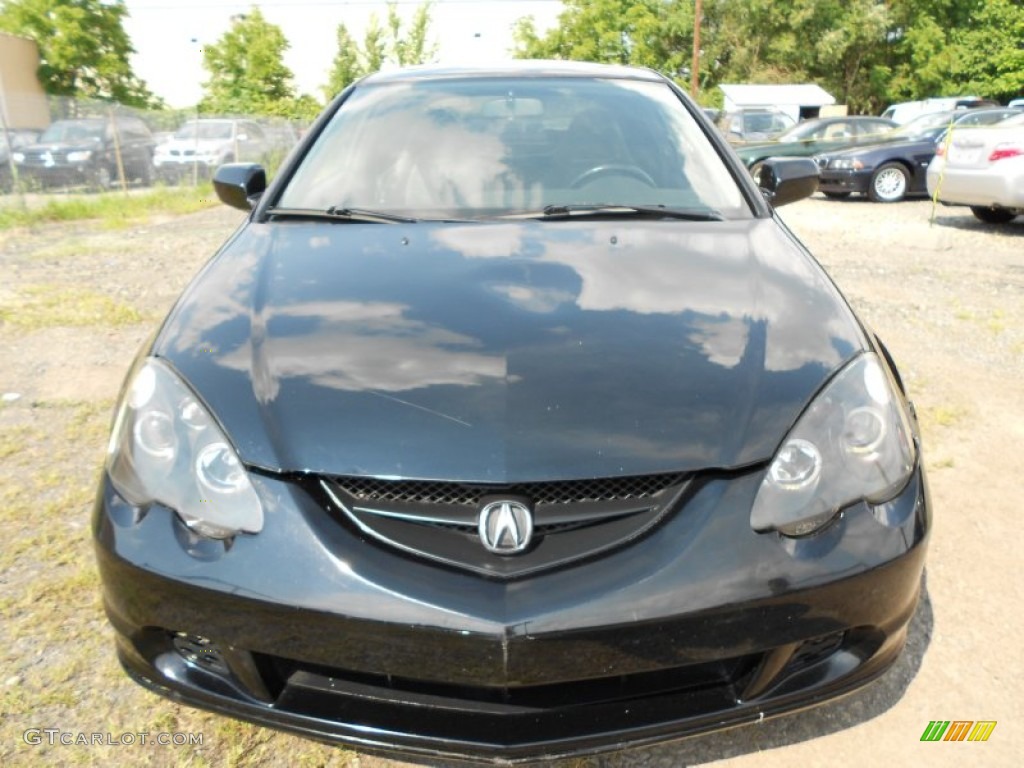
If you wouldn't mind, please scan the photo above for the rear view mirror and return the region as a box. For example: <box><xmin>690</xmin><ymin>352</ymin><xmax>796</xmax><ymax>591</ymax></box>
<box><xmin>213</xmin><ymin>163</ymin><xmax>266</xmax><ymax>210</ymax></box>
<box><xmin>755</xmin><ymin>157</ymin><xmax>819</xmax><ymax>207</ymax></box>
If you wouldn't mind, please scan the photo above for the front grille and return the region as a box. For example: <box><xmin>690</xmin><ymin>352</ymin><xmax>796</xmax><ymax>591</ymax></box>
<box><xmin>318</xmin><ymin>471</ymin><xmax>692</xmax><ymax>579</ymax></box>
<box><xmin>333</xmin><ymin>472</ymin><xmax>687</xmax><ymax>508</ymax></box>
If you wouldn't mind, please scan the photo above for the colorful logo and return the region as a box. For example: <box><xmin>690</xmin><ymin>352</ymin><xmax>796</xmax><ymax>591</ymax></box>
<box><xmin>920</xmin><ymin>721</ymin><xmax>996</xmax><ymax>742</ymax></box>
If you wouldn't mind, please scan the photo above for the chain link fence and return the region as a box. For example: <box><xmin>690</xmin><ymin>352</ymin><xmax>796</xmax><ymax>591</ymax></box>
<box><xmin>1</xmin><ymin>93</ymin><xmax>310</xmax><ymax>198</ymax></box>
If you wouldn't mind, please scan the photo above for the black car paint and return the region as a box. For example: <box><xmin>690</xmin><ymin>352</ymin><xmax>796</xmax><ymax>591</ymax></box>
<box><xmin>94</xmin><ymin>62</ymin><xmax>928</xmax><ymax>763</ymax></box>
<box><xmin>95</xmin><ymin>464</ymin><xmax>927</xmax><ymax>762</ymax></box>
<box><xmin>154</xmin><ymin>217</ymin><xmax>864</xmax><ymax>481</ymax></box>
<box><xmin>818</xmin><ymin>136</ymin><xmax>940</xmax><ymax>198</ymax></box>
<box><xmin>15</xmin><ymin>118</ymin><xmax>155</xmax><ymax>188</ymax></box>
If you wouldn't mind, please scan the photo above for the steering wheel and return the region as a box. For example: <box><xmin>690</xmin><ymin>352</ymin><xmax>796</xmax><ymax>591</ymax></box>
<box><xmin>570</xmin><ymin>164</ymin><xmax>657</xmax><ymax>189</ymax></box>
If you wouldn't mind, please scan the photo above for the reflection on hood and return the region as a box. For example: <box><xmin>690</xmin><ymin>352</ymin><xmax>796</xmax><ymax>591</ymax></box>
<box><xmin>157</xmin><ymin>217</ymin><xmax>863</xmax><ymax>480</ymax></box>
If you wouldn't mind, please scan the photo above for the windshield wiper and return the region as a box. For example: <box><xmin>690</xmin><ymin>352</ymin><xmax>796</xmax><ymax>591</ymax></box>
<box><xmin>265</xmin><ymin>206</ymin><xmax>419</xmax><ymax>224</ymax></box>
<box><xmin>500</xmin><ymin>203</ymin><xmax>725</xmax><ymax>221</ymax></box>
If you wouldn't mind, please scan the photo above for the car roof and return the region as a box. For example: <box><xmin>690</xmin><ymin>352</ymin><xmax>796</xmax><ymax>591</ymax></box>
<box><xmin>798</xmin><ymin>116</ymin><xmax>891</xmax><ymax>126</ymax></box>
<box><xmin>956</xmin><ymin>106</ymin><xmax>1021</xmax><ymax>119</ymax></box>
<box><xmin>361</xmin><ymin>60</ymin><xmax>665</xmax><ymax>85</ymax></box>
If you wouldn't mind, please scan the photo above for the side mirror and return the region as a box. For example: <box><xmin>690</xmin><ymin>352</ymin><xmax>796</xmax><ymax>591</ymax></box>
<box><xmin>755</xmin><ymin>157</ymin><xmax>819</xmax><ymax>207</ymax></box>
<box><xmin>213</xmin><ymin>163</ymin><xmax>266</xmax><ymax>211</ymax></box>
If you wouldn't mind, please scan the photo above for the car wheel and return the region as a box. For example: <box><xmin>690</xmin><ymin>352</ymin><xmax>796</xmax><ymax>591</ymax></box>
<box><xmin>823</xmin><ymin>191</ymin><xmax>851</xmax><ymax>199</ymax></box>
<box><xmin>868</xmin><ymin>162</ymin><xmax>908</xmax><ymax>203</ymax></box>
<box><xmin>970</xmin><ymin>206</ymin><xmax>1017</xmax><ymax>224</ymax></box>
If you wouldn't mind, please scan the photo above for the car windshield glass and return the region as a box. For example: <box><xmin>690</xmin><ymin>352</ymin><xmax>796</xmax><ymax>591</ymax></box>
<box><xmin>39</xmin><ymin>121</ymin><xmax>104</xmax><ymax>143</ymax></box>
<box><xmin>277</xmin><ymin>77</ymin><xmax>750</xmax><ymax>220</ymax></box>
<box><xmin>175</xmin><ymin>122</ymin><xmax>234</xmax><ymax>140</ymax></box>
<box><xmin>775</xmin><ymin>122</ymin><xmax>819</xmax><ymax>142</ymax></box>
<box><xmin>891</xmin><ymin>112</ymin><xmax>956</xmax><ymax>139</ymax></box>
<box><xmin>744</xmin><ymin>112</ymin><xmax>795</xmax><ymax>135</ymax></box>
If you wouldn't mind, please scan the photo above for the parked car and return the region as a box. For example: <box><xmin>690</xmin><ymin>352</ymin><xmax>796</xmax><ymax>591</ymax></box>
<box><xmin>818</xmin><ymin>107</ymin><xmax>1023</xmax><ymax>202</ymax></box>
<box><xmin>0</xmin><ymin>128</ymin><xmax>40</xmax><ymax>191</ymax></box>
<box><xmin>735</xmin><ymin>116</ymin><xmax>898</xmax><ymax>175</ymax></box>
<box><xmin>926</xmin><ymin>113</ymin><xmax>1024</xmax><ymax>223</ymax></box>
<box><xmin>717</xmin><ymin>107</ymin><xmax>796</xmax><ymax>142</ymax></box>
<box><xmin>881</xmin><ymin>96</ymin><xmax>999</xmax><ymax>124</ymax></box>
<box><xmin>12</xmin><ymin>117</ymin><xmax>155</xmax><ymax>190</ymax></box>
<box><xmin>94</xmin><ymin>61</ymin><xmax>929</xmax><ymax>764</ymax></box>
<box><xmin>154</xmin><ymin>119</ymin><xmax>271</xmax><ymax>180</ymax></box>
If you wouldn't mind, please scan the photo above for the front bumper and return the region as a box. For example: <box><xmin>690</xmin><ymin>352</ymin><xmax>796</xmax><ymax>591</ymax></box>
<box><xmin>819</xmin><ymin>168</ymin><xmax>873</xmax><ymax>195</ymax></box>
<box><xmin>154</xmin><ymin>158</ymin><xmax>217</xmax><ymax>178</ymax></box>
<box><xmin>15</xmin><ymin>163</ymin><xmax>96</xmax><ymax>187</ymax></box>
<box><xmin>94</xmin><ymin>465</ymin><xmax>929</xmax><ymax>764</ymax></box>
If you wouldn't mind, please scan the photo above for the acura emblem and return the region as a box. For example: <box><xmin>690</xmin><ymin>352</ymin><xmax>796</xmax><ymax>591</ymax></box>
<box><xmin>478</xmin><ymin>500</ymin><xmax>533</xmax><ymax>555</ymax></box>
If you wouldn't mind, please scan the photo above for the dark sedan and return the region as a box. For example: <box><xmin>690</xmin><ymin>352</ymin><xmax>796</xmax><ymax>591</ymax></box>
<box><xmin>13</xmin><ymin>116</ymin><xmax>155</xmax><ymax>190</ymax></box>
<box><xmin>818</xmin><ymin>107</ymin><xmax>1022</xmax><ymax>202</ymax></box>
<box><xmin>94</xmin><ymin>61</ymin><xmax>928</xmax><ymax>764</ymax></box>
<box><xmin>735</xmin><ymin>116</ymin><xmax>897</xmax><ymax>174</ymax></box>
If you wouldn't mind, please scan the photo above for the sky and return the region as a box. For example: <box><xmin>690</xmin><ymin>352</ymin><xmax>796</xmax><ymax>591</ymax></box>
<box><xmin>122</xmin><ymin>0</ymin><xmax>564</xmax><ymax>108</ymax></box>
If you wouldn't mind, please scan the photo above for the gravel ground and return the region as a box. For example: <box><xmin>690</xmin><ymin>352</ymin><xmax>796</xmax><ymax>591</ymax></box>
<box><xmin>0</xmin><ymin>195</ymin><xmax>1021</xmax><ymax>767</ymax></box>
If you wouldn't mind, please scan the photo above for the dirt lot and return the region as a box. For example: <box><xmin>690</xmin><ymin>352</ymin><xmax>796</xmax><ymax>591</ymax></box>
<box><xmin>1</xmin><ymin>195</ymin><xmax>1021</xmax><ymax>767</ymax></box>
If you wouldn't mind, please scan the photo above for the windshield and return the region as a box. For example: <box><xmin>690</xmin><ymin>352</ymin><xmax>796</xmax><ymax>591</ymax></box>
<box><xmin>175</xmin><ymin>121</ymin><xmax>234</xmax><ymax>140</ymax></box>
<box><xmin>278</xmin><ymin>77</ymin><xmax>749</xmax><ymax>219</ymax></box>
<box><xmin>740</xmin><ymin>112</ymin><xmax>795</xmax><ymax>135</ymax></box>
<box><xmin>891</xmin><ymin>112</ymin><xmax>956</xmax><ymax>140</ymax></box>
<box><xmin>775</xmin><ymin>121</ymin><xmax>822</xmax><ymax>142</ymax></box>
<box><xmin>39</xmin><ymin>121</ymin><xmax>104</xmax><ymax>144</ymax></box>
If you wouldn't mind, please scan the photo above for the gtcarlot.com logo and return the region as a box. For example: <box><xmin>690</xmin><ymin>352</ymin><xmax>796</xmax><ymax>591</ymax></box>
<box><xmin>23</xmin><ymin>729</ymin><xmax>203</xmax><ymax>747</ymax></box>
<box><xmin>920</xmin><ymin>720</ymin><xmax>997</xmax><ymax>742</ymax></box>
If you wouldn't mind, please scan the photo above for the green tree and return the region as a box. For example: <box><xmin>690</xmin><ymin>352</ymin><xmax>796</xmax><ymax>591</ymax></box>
<box><xmin>322</xmin><ymin>2</ymin><xmax>437</xmax><ymax>97</ymax></box>
<box><xmin>0</xmin><ymin>0</ymin><xmax>158</xmax><ymax>109</ymax></box>
<box><xmin>387</xmin><ymin>1</ymin><xmax>436</xmax><ymax>66</ymax></box>
<box><xmin>200</xmin><ymin>8</ymin><xmax>301</xmax><ymax>116</ymax></box>
<box><xmin>946</xmin><ymin>0</ymin><xmax>1024</xmax><ymax>103</ymax></box>
<box><xmin>362</xmin><ymin>14</ymin><xmax>388</xmax><ymax>74</ymax></box>
<box><xmin>323</xmin><ymin>23</ymin><xmax>362</xmax><ymax>99</ymax></box>
<box><xmin>514</xmin><ymin>0</ymin><xmax>693</xmax><ymax>78</ymax></box>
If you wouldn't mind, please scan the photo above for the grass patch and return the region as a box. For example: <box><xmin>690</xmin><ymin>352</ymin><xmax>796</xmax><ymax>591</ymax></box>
<box><xmin>0</xmin><ymin>184</ymin><xmax>218</xmax><ymax>231</ymax></box>
<box><xmin>0</xmin><ymin>284</ymin><xmax>144</xmax><ymax>330</ymax></box>
<box><xmin>921</xmin><ymin>403</ymin><xmax>967</xmax><ymax>429</ymax></box>
<box><xmin>0</xmin><ymin>425</ymin><xmax>36</xmax><ymax>460</ymax></box>
<box><xmin>987</xmin><ymin>309</ymin><xmax>1006</xmax><ymax>335</ymax></box>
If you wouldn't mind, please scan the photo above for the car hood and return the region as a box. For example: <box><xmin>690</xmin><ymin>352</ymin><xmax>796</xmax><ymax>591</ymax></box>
<box><xmin>22</xmin><ymin>140</ymin><xmax>99</xmax><ymax>153</ymax></box>
<box><xmin>154</xmin><ymin>218</ymin><xmax>865</xmax><ymax>481</ymax></box>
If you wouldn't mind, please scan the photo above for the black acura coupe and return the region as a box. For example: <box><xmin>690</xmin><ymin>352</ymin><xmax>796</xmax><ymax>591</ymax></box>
<box><xmin>94</xmin><ymin>61</ymin><xmax>929</xmax><ymax>764</ymax></box>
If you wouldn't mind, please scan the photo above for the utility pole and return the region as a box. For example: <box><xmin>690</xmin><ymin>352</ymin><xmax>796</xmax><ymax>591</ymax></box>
<box><xmin>690</xmin><ymin>0</ymin><xmax>703</xmax><ymax>99</ymax></box>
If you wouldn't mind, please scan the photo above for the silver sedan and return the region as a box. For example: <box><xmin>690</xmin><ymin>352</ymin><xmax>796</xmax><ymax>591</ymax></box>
<box><xmin>927</xmin><ymin>113</ymin><xmax>1024</xmax><ymax>223</ymax></box>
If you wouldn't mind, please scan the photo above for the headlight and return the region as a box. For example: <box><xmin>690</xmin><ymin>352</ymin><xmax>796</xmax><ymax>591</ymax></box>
<box><xmin>12</xmin><ymin>151</ymin><xmax>25</xmax><ymax>163</ymax></box>
<box><xmin>751</xmin><ymin>353</ymin><xmax>915</xmax><ymax>537</ymax></box>
<box><xmin>828</xmin><ymin>158</ymin><xmax>864</xmax><ymax>170</ymax></box>
<box><xmin>67</xmin><ymin>150</ymin><xmax>93</xmax><ymax>163</ymax></box>
<box><xmin>106</xmin><ymin>358</ymin><xmax>263</xmax><ymax>539</ymax></box>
